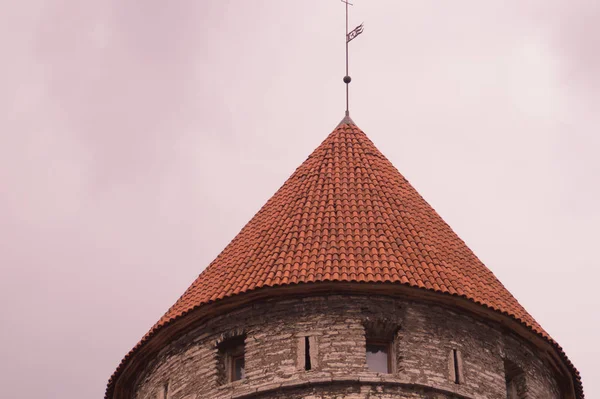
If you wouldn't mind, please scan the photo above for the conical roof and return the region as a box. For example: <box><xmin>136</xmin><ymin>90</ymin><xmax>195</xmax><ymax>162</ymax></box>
<box><xmin>107</xmin><ymin>120</ymin><xmax>582</xmax><ymax>398</ymax></box>
<box><xmin>161</xmin><ymin>120</ymin><xmax>542</xmax><ymax>331</ymax></box>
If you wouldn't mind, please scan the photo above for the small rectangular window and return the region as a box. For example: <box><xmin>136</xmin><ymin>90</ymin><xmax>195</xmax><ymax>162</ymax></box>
<box><xmin>366</xmin><ymin>341</ymin><xmax>391</xmax><ymax>373</ymax></box>
<box><xmin>504</xmin><ymin>359</ymin><xmax>525</xmax><ymax>399</ymax></box>
<box><xmin>231</xmin><ymin>353</ymin><xmax>245</xmax><ymax>381</ymax></box>
<box><xmin>363</xmin><ymin>321</ymin><xmax>399</xmax><ymax>374</ymax></box>
<box><xmin>449</xmin><ymin>349</ymin><xmax>463</xmax><ymax>384</ymax></box>
<box><xmin>297</xmin><ymin>334</ymin><xmax>318</xmax><ymax>371</ymax></box>
<box><xmin>304</xmin><ymin>336</ymin><xmax>312</xmax><ymax>371</ymax></box>
<box><xmin>453</xmin><ymin>349</ymin><xmax>460</xmax><ymax>384</ymax></box>
<box><xmin>217</xmin><ymin>335</ymin><xmax>246</xmax><ymax>384</ymax></box>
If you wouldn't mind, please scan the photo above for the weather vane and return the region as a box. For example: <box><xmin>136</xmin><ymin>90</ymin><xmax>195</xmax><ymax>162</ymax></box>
<box><xmin>341</xmin><ymin>0</ymin><xmax>364</xmax><ymax>117</ymax></box>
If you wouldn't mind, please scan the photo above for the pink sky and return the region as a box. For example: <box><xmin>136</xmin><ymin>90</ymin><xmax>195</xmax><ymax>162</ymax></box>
<box><xmin>1</xmin><ymin>1</ymin><xmax>598</xmax><ymax>398</ymax></box>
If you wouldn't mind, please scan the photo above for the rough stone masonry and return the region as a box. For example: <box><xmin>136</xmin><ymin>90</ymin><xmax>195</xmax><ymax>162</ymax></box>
<box><xmin>134</xmin><ymin>295</ymin><xmax>565</xmax><ymax>399</ymax></box>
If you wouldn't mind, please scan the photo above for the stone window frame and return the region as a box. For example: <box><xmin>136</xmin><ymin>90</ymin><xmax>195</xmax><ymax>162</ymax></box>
<box><xmin>296</xmin><ymin>332</ymin><xmax>320</xmax><ymax>372</ymax></box>
<box><xmin>155</xmin><ymin>381</ymin><xmax>169</xmax><ymax>399</ymax></box>
<box><xmin>215</xmin><ymin>330</ymin><xmax>247</xmax><ymax>385</ymax></box>
<box><xmin>362</xmin><ymin>319</ymin><xmax>401</xmax><ymax>375</ymax></box>
<box><xmin>504</xmin><ymin>358</ymin><xmax>526</xmax><ymax>399</ymax></box>
<box><xmin>449</xmin><ymin>348</ymin><xmax>465</xmax><ymax>384</ymax></box>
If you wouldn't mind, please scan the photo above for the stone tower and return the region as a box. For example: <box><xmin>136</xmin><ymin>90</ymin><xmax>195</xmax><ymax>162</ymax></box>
<box><xmin>106</xmin><ymin>118</ymin><xmax>583</xmax><ymax>399</ymax></box>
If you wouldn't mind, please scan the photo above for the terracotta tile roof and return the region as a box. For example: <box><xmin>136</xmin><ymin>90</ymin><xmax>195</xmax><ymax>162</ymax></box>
<box><xmin>106</xmin><ymin>121</ymin><xmax>582</xmax><ymax>398</ymax></box>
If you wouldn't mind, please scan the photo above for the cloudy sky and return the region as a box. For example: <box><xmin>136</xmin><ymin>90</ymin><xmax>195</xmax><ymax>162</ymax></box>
<box><xmin>1</xmin><ymin>1</ymin><xmax>598</xmax><ymax>398</ymax></box>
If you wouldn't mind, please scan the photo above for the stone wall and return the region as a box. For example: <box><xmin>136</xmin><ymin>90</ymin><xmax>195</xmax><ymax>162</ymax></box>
<box><xmin>134</xmin><ymin>295</ymin><xmax>565</xmax><ymax>399</ymax></box>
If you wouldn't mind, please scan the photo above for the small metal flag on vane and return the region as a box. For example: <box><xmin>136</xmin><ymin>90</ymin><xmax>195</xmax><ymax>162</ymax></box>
<box><xmin>341</xmin><ymin>0</ymin><xmax>364</xmax><ymax>117</ymax></box>
<box><xmin>347</xmin><ymin>23</ymin><xmax>364</xmax><ymax>43</ymax></box>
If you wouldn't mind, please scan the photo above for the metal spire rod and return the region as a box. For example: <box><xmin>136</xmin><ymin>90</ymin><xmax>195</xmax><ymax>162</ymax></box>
<box><xmin>341</xmin><ymin>0</ymin><xmax>364</xmax><ymax>117</ymax></box>
<box><xmin>342</xmin><ymin>0</ymin><xmax>351</xmax><ymax>116</ymax></box>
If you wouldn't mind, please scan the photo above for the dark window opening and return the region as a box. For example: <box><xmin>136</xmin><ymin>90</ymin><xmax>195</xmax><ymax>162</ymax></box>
<box><xmin>304</xmin><ymin>336</ymin><xmax>312</xmax><ymax>371</ymax></box>
<box><xmin>366</xmin><ymin>341</ymin><xmax>391</xmax><ymax>373</ymax></box>
<box><xmin>453</xmin><ymin>349</ymin><xmax>460</xmax><ymax>384</ymax></box>
<box><xmin>217</xmin><ymin>335</ymin><xmax>246</xmax><ymax>384</ymax></box>
<box><xmin>504</xmin><ymin>359</ymin><xmax>525</xmax><ymax>399</ymax></box>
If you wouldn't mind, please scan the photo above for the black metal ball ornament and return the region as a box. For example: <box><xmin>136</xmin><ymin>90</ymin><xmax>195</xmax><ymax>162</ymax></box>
<box><xmin>343</xmin><ymin>75</ymin><xmax>352</xmax><ymax>84</ymax></box>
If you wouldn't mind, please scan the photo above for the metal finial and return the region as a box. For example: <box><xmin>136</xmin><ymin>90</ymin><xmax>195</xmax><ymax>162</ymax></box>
<box><xmin>341</xmin><ymin>0</ymin><xmax>364</xmax><ymax>117</ymax></box>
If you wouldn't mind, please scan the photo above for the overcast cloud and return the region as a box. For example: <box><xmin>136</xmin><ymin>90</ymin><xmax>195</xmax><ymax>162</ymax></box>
<box><xmin>0</xmin><ymin>1</ymin><xmax>598</xmax><ymax>398</ymax></box>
